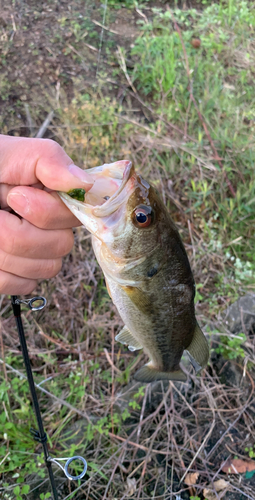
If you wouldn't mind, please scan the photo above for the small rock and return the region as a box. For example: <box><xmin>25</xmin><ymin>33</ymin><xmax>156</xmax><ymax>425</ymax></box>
<box><xmin>223</xmin><ymin>293</ymin><xmax>255</xmax><ymax>334</ymax></box>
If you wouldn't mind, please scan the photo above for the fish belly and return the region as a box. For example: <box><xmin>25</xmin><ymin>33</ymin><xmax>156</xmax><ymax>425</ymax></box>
<box><xmin>106</xmin><ymin>277</ymin><xmax>152</xmax><ymax>346</ymax></box>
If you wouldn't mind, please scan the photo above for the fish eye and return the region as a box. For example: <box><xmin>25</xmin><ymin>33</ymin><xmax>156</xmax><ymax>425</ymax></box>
<box><xmin>133</xmin><ymin>205</ymin><xmax>153</xmax><ymax>228</ymax></box>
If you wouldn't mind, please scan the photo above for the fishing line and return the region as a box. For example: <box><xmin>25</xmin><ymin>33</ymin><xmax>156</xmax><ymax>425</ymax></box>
<box><xmin>96</xmin><ymin>0</ymin><xmax>108</xmax><ymax>79</ymax></box>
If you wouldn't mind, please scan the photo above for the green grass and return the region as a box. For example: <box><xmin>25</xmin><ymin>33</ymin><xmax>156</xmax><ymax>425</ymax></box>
<box><xmin>129</xmin><ymin>0</ymin><xmax>255</xmax><ymax>298</ymax></box>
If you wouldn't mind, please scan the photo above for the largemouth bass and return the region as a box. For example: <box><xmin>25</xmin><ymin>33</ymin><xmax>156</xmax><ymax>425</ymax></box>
<box><xmin>59</xmin><ymin>160</ymin><xmax>209</xmax><ymax>383</ymax></box>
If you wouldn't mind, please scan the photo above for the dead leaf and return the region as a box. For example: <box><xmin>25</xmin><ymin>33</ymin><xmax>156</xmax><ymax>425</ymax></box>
<box><xmin>213</xmin><ymin>479</ymin><xmax>229</xmax><ymax>492</ymax></box>
<box><xmin>203</xmin><ymin>478</ymin><xmax>229</xmax><ymax>500</ymax></box>
<box><xmin>203</xmin><ymin>488</ymin><xmax>226</xmax><ymax>500</ymax></box>
<box><xmin>184</xmin><ymin>472</ymin><xmax>199</xmax><ymax>486</ymax></box>
<box><xmin>221</xmin><ymin>458</ymin><xmax>255</xmax><ymax>474</ymax></box>
<box><xmin>125</xmin><ymin>477</ymin><xmax>136</xmax><ymax>497</ymax></box>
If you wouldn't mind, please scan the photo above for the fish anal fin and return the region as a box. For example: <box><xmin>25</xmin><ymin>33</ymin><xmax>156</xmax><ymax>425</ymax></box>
<box><xmin>134</xmin><ymin>364</ymin><xmax>187</xmax><ymax>383</ymax></box>
<box><xmin>115</xmin><ymin>326</ymin><xmax>142</xmax><ymax>351</ymax></box>
<box><xmin>185</xmin><ymin>323</ymin><xmax>209</xmax><ymax>373</ymax></box>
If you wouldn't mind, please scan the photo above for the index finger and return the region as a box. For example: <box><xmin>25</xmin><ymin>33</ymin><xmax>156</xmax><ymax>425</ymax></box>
<box><xmin>0</xmin><ymin>135</ymin><xmax>93</xmax><ymax>191</ymax></box>
<box><xmin>7</xmin><ymin>186</ymin><xmax>82</xmax><ymax>229</ymax></box>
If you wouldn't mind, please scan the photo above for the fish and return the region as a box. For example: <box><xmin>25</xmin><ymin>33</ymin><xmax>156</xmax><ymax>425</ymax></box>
<box><xmin>59</xmin><ymin>160</ymin><xmax>209</xmax><ymax>383</ymax></box>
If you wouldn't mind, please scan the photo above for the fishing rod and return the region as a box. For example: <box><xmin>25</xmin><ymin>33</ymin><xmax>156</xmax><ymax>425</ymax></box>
<box><xmin>10</xmin><ymin>295</ymin><xmax>87</xmax><ymax>500</ymax></box>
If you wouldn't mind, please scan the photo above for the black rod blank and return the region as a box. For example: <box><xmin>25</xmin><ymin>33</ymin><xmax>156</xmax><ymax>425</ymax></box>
<box><xmin>11</xmin><ymin>295</ymin><xmax>59</xmax><ymax>500</ymax></box>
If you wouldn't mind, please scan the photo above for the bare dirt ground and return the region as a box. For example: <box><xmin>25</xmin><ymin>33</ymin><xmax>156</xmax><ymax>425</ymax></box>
<box><xmin>0</xmin><ymin>0</ymin><xmax>140</xmax><ymax>134</ymax></box>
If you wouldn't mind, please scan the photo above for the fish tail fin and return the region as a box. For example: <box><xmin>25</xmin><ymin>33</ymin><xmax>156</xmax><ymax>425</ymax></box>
<box><xmin>134</xmin><ymin>363</ymin><xmax>187</xmax><ymax>383</ymax></box>
<box><xmin>185</xmin><ymin>322</ymin><xmax>209</xmax><ymax>373</ymax></box>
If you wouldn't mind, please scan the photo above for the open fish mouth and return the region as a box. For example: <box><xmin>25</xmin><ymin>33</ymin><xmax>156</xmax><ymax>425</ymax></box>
<box><xmin>60</xmin><ymin>160</ymin><xmax>133</xmax><ymax>213</ymax></box>
<box><xmin>58</xmin><ymin>160</ymin><xmax>134</xmax><ymax>237</ymax></box>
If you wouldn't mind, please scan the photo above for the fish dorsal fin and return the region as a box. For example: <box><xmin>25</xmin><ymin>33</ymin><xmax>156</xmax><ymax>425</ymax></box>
<box><xmin>115</xmin><ymin>326</ymin><xmax>143</xmax><ymax>351</ymax></box>
<box><xmin>185</xmin><ymin>323</ymin><xmax>209</xmax><ymax>372</ymax></box>
<box><xmin>134</xmin><ymin>363</ymin><xmax>187</xmax><ymax>383</ymax></box>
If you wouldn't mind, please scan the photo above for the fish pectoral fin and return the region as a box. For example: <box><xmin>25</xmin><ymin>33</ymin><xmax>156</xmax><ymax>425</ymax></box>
<box><xmin>134</xmin><ymin>363</ymin><xmax>187</xmax><ymax>383</ymax></box>
<box><xmin>185</xmin><ymin>322</ymin><xmax>209</xmax><ymax>373</ymax></box>
<box><xmin>115</xmin><ymin>326</ymin><xmax>143</xmax><ymax>351</ymax></box>
<box><xmin>121</xmin><ymin>286</ymin><xmax>151</xmax><ymax>315</ymax></box>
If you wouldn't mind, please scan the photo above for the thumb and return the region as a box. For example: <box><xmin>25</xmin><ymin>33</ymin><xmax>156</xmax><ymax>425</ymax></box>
<box><xmin>0</xmin><ymin>135</ymin><xmax>94</xmax><ymax>191</ymax></box>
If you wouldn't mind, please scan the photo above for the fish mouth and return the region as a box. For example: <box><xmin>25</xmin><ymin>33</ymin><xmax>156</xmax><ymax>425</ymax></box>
<box><xmin>59</xmin><ymin>160</ymin><xmax>135</xmax><ymax>233</ymax></box>
<box><xmin>92</xmin><ymin>160</ymin><xmax>134</xmax><ymax>217</ymax></box>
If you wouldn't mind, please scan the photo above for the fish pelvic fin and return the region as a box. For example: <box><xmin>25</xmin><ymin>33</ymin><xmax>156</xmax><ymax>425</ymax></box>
<box><xmin>185</xmin><ymin>322</ymin><xmax>209</xmax><ymax>373</ymax></box>
<box><xmin>134</xmin><ymin>364</ymin><xmax>187</xmax><ymax>383</ymax></box>
<box><xmin>115</xmin><ymin>326</ymin><xmax>143</xmax><ymax>352</ymax></box>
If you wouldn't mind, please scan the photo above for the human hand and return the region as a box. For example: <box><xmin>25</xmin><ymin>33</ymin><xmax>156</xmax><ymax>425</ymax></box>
<box><xmin>0</xmin><ymin>135</ymin><xmax>94</xmax><ymax>295</ymax></box>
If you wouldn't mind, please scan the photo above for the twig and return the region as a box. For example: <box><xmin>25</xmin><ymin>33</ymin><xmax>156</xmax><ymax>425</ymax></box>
<box><xmin>0</xmin><ymin>451</ymin><xmax>10</xmax><ymax>468</ymax></box>
<box><xmin>116</xmin><ymin>46</ymin><xmax>137</xmax><ymax>94</ymax></box>
<box><xmin>171</xmin><ymin>380</ymin><xmax>197</xmax><ymax>417</ymax></box>
<box><xmin>92</xmin><ymin>19</ymin><xmax>121</xmax><ymax>35</ymax></box>
<box><xmin>35</xmin><ymin>110</ymin><xmax>54</xmax><ymax>138</ymax></box>
<box><xmin>230</xmin><ymin>484</ymin><xmax>255</xmax><ymax>500</ymax></box>
<box><xmin>102</xmin><ymin>448</ymin><xmax>125</xmax><ymax>500</ymax></box>
<box><xmin>180</xmin><ymin>418</ymin><xmax>216</xmax><ymax>483</ymax></box>
<box><xmin>180</xmin><ymin>380</ymin><xmax>216</xmax><ymax>483</ymax></box>
<box><xmin>84</xmin><ymin>42</ymin><xmax>99</xmax><ymax>53</ymax></box>
<box><xmin>108</xmin><ymin>432</ymin><xmax>171</xmax><ymax>457</ymax></box>
<box><xmin>24</xmin><ymin>103</ymin><xmax>35</xmax><ymax>135</ymax></box>
<box><xmin>104</xmin><ymin>347</ymin><xmax>122</xmax><ymax>374</ymax></box>
<box><xmin>66</xmin><ymin>43</ymin><xmax>90</xmax><ymax>70</ymax></box>
<box><xmin>188</xmin><ymin>219</ymin><xmax>196</xmax><ymax>261</ymax></box>
<box><xmin>206</xmin><ymin>382</ymin><xmax>255</xmax><ymax>460</ymax></box>
<box><xmin>135</xmin><ymin>8</ymin><xmax>148</xmax><ymax>24</ymax></box>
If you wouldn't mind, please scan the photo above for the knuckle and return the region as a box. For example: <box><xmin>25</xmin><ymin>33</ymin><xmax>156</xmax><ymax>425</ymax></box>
<box><xmin>0</xmin><ymin>271</ymin><xmax>10</xmax><ymax>293</ymax></box>
<box><xmin>65</xmin><ymin>230</ymin><xmax>74</xmax><ymax>253</ymax></box>
<box><xmin>1</xmin><ymin>231</ymin><xmax>16</xmax><ymax>256</ymax></box>
<box><xmin>0</xmin><ymin>271</ymin><xmax>36</xmax><ymax>295</ymax></box>
<box><xmin>22</xmin><ymin>280</ymin><xmax>38</xmax><ymax>295</ymax></box>
<box><xmin>57</xmin><ymin>230</ymin><xmax>74</xmax><ymax>256</ymax></box>
<box><xmin>55</xmin><ymin>258</ymin><xmax>63</xmax><ymax>275</ymax></box>
<box><xmin>43</xmin><ymin>138</ymin><xmax>62</xmax><ymax>156</ymax></box>
<box><xmin>39</xmin><ymin>211</ymin><xmax>53</xmax><ymax>230</ymax></box>
<box><xmin>44</xmin><ymin>258</ymin><xmax>62</xmax><ymax>279</ymax></box>
<box><xmin>0</xmin><ymin>213</ymin><xmax>21</xmax><ymax>256</ymax></box>
<box><xmin>0</xmin><ymin>250</ymin><xmax>10</xmax><ymax>272</ymax></box>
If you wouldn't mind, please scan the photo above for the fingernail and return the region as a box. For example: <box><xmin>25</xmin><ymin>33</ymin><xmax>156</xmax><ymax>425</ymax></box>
<box><xmin>68</xmin><ymin>164</ymin><xmax>94</xmax><ymax>188</ymax></box>
<box><xmin>7</xmin><ymin>192</ymin><xmax>30</xmax><ymax>215</ymax></box>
